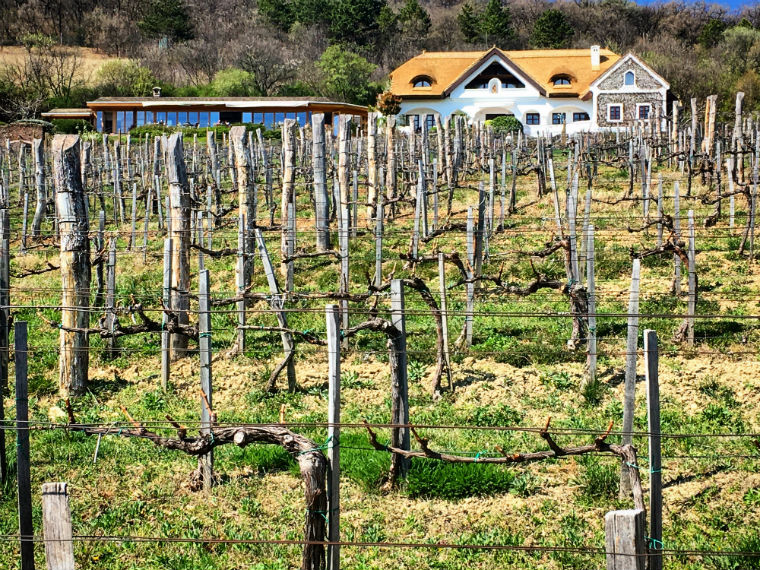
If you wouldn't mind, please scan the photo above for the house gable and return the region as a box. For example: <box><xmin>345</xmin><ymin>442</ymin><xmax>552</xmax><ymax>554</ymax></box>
<box><xmin>592</xmin><ymin>53</ymin><xmax>668</xmax><ymax>92</ymax></box>
<box><xmin>443</xmin><ymin>48</ymin><xmax>547</xmax><ymax>97</ymax></box>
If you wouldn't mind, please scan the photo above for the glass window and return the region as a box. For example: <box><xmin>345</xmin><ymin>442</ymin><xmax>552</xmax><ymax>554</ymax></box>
<box><xmin>210</xmin><ymin>112</ymin><xmax>220</xmax><ymax>125</ymax></box>
<box><xmin>552</xmin><ymin>113</ymin><xmax>566</xmax><ymax>125</ymax></box>
<box><xmin>552</xmin><ymin>75</ymin><xmax>571</xmax><ymax>86</ymax></box>
<box><xmin>275</xmin><ymin>112</ymin><xmax>284</xmax><ymax>125</ymax></box>
<box><xmin>167</xmin><ymin>112</ymin><xmax>177</xmax><ymax>126</ymax></box>
<box><xmin>465</xmin><ymin>62</ymin><xmax>525</xmax><ymax>89</ymax></box>
<box><xmin>638</xmin><ymin>105</ymin><xmax>650</xmax><ymax>119</ymax></box>
<box><xmin>116</xmin><ymin>111</ymin><xmax>124</xmax><ymax>132</ymax></box>
<box><xmin>243</xmin><ymin>112</ymin><xmax>252</xmax><ymax>123</ymax></box>
<box><xmin>609</xmin><ymin>105</ymin><xmax>621</xmax><ymax>121</ymax></box>
<box><xmin>624</xmin><ymin>71</ymin><xmax>635</xmax><ymax>86</ymax></box>
<box><xmin>96</xmin><ymin>111</ymin><xmax>103</xmax><ymax>132</ymax></box>
<box><xmin>413</xmin><ymin>79</ymin><xmax>431</xmax><ymax>87</ymax></box>
<box><xmin>525</xmin><ymin>113</ymin><xmax>540</xmax><ymax>125</ymax></box>
<box><xmin>124</xmin><ymin>112</ymin><xmax>134</xmax><ymax>131</ymax></box>
<box><xmin>146</xmin><ymin>111</ymin><xmax>154</xmax><ymax>124</ymax></box>
<box><xmin>297</xmin><ymin>112</ymin><xmax>307</xmax><ymax>126</ymax></box>
<box><xmin>573</xmin><ymin>112</ymin><xmax>590</xmax><ymax>122</ymax></box>
<box><xmin>156</xmin><ymin>111</ymin><xmax>166</xmax><ymax>124</ymax></box>
<box><xmin>178</xmin><ymin>112</ymin><xmax>188</xmax><ymax>125</ymax></box>
<box><xmin>426</xmin><ymin>114</ymin><xmax>435</xmax><ymax>130</ymax></box>
<box><xmin>189</xmin><ymin>112</ymin><xmax>198</xmax><ymax>125</ymax></box>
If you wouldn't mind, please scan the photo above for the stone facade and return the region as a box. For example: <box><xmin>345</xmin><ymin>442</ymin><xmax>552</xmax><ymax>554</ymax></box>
<box><xmin>596</xmin><ymin>92</ymin><xmax>662</xmax><ymax>127</ymax></box>
<box><xmin>597</xmin><ymin>58</ymin><xmax>662</xmax><ymax>91</ymax></box>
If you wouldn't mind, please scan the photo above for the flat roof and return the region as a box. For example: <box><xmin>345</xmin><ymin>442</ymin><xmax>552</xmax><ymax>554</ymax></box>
<box><xmin>41</xmin><ymin>108</ymin><xmax>94</xmax><ymax>118</ymax></box>
<box><xmin>87</xmin><ymin>97</ymin><xmax>368</xmax><ymax>114</ymax></box>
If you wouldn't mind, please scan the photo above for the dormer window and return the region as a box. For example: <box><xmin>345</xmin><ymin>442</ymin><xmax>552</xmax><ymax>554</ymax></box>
<box><xmin>412</xmin><ymin>75</ymin><xmax>433</xmax><ymax>88</ymax></box>
<box><xmin>465</xmin><ymin>62</ymin><xmax>525</xmax><ymax>90</ymax></box>
<box><xmin>624</xmin><ymin>71</ymin><xmax>635</xmax><ymax>86</ymax></box>
<box><xmin>551</xmin><ymin>75</ymin><xmax>572</xmax><ymax>86</ymax></box>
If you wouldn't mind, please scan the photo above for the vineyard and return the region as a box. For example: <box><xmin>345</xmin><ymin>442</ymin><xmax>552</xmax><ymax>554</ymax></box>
<box><xmin>0</xmin><ymin>104</ymin><xmax>759</xmax><ymax>570</ymax></box>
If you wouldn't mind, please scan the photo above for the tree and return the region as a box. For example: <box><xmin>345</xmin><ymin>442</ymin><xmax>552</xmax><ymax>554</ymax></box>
<box><xmin>480</xmin><ymin>0</ymin><xmax>514</xmax><ymax>46</ymax></box>
<box><xmin>317</xmin><ymin>45</ymin><xmax>378</xmax><ymax>104</ymax></box>
<box><xmin>328</xmin><ymin>0</ymin><xmax>387</xmax><ymax>46</ymax></box>
<box><xmin>698</xmin><ymin>18</ymin><xmax>726</xmax><ymax>49</ymax></box>
<box><xmin>96</xmin><ymin>60</ymin><xmax>157</xmax><ymax>97</ymax></box>
<box><xmin>458</xmin><ymin>3</ymin><xmax>481</xmax><ymax>43</ymax></box>
<box><xmin>139</xmin><ymin>0</ymin><xmax>194</xmax><ymax>44</ymax></box>
<box><xmin>238</xmin><ymin>36</ymin><xmax>297</xmax><ymax>96</ymax></box>
<box><xmin>398</xmin><ymin>0</ymin><xmax>431</xmax><ymax>37</ymax></box>
<box><xmin>531</xmin><ymin>9</ymin><xmax>574</xmax><ymax>49</ymax></box>
<box><xmin>259</xmin><ymin>0</ymin><xmax>296</xmax><ymax>32</ymax></box>
<box><xmin>209</xmin><ymin>68</ymin><xmax>257</xmax><ymax>96</ymax></box>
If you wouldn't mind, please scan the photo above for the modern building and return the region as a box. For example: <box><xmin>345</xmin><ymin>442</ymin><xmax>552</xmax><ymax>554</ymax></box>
<box><xmin>84</xmin><ymin>94</ymin><xmax>368</xmax><ymax>133</ymax></box>
<box><xmin>389</xmin><ymin>47</ymin><xmax>669</xmax><ymax>135</ymax></box>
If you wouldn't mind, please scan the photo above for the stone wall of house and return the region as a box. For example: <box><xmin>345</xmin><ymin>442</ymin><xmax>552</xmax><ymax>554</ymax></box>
<box><xmin>596</xmin><ymin>92</ymin><xmax>662</xmax><ymax>127</ymax></box>
<box><xmin>597</xmin><ymin>59</ymin><xmax>662</xmax><ymax>91</ymax></box>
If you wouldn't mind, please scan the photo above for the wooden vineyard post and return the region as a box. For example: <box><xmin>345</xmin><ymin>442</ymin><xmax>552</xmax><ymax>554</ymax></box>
<box><xmin>31</xmin><ymin>138</ymin><xmax>46</xmax><ymax>236</ymax></box>
<box><xmin>366</xmin><ymin>112</ymin><xmax>378</xmax><ymax>224</ymax></box>
<box><xmin>438</xmin><ymin>252</ymin><xmax>452</xmax><ymax>391</ymax></box>
<box><xmin>16</xmin><ymin>321</ymin><xmax>35</xmax><ymax>570</ymax></box>
<box><xmin>726</xmin><ymin>158</ymin><xmax>735</xmax><ymax>230</ymax></box>
<box><xmin>54</xmin><ymin>135</ymin><xmax>90</xmax><ymax>397</ymax></box>
<box><xmin>605</xmin><ymin>509</ymin><xmax>646</xmax><ymax>570</ymax></box>
<box><xmin>254</xmin><ymin>229</ymin><xmax>297</xmax><ymax>392</ymax></box>
<box><xmin>0</xmin><ymin>236</ymin><xmax>7</xmax><ymax>486</ymax></box>
<box><xmin>389</xmin><ymin>279</ymin><xmax>410</xmax><ymax>484</ymax></box>
<box><xmin>161</xmin><ymin>238</ymin><xmax>172</xmax><ymax>391</ymax></box>
<box><xmin>326</xmin><ymin>304</ymin><xmax>341</xmax><ymax>570</ymax></box>
<box><xmin>42</xmin><ymin>482</ymin><xmax>74</xmax><ymax>570</ymax></box>
<box><xmin>375</xmin><ymin>182</ymin><xmax>384</xmax><ymax>287</ymax></box>
<box><xmin>230</xmin><ymin>126</ymin><xmax>256</xmax><ymax>276</ymax></box>
<box><xmin>312</xmin><ymin>114</ymin><xmax>330</xmax><ymax>251</ymax></box>
<box><xmin>474</xmin><ymin>183</ymin><xmax>486</xmax><ymax>284</ymax></box>
<box><xmin>621</xmin><ymin>258</ymin><xmax>641</xmax><ymax>498</ymax></box>
<box><xmin>673</xmin><ymin>181</ymin><xmax>681</xmax><ymax>295</ymax></box>
<box><xmin>412</xmin><ymin>162</ymin><xmax>423</xmax><ymax>259</ymax></box>
<box><xmin>465</xmin><ymin>206</ymin><xmax>474</xmax><ymax>347</ymax></box>
<box><xmin>129</xmin><ymin>183</ymin><xmax>138</xmax><ymax>250</ymax></box>
<box><xmin>656</xmin><ymin>175</ymin><xmax>663</xmax><ymax>248</ymax></box>
<box><xmin>166</xmin><ymin>133</ymin><xmax>190</xmax><ymax>360</ymax></box>
<box><xmin>645</xmin><ymin>329</ymin><xmax>662</xmax><ymax>570</ymax></box>
<box><xmin>105</xmin><ymin>238</ymin><xmax>117</xmax><ymax>358</ymax></box>
<box><xmin>281</xmin><ymin>119</ymin><xmax>296</xmax><ymax>290</ymax></box>
<box><xmin>234</xmin><ymin>213</ymin><xmax>247</xmax><ymax>355</ymax></box>
<box><xmin>199</xmin><ymin>269</ymin><xmax>213</xmax><ymax>491</ymax></box>
<box><xmin>687</xmin><ymin>210</ymin><xmax>696</xmax><ymax>346</ymax></box>
<box><xmin>584</xmin><ymin>225</ymin><xmax>597</xmax><ymax>390</ymax></box>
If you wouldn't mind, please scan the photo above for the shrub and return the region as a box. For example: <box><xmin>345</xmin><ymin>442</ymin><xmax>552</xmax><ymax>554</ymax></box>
<box><xmin>376</xmin><ymin>91</ymin><xmax>402</xmax><ymax>116</ymax></box>
<box><xmin>51</xmin><ymin>118</ymin><xmax>93</xmax><ymax>134</ymax></box>
<box><xmin>487</xmin><ymin>115</ymin><xmax>522</xmax><ymax>134</ymax></box>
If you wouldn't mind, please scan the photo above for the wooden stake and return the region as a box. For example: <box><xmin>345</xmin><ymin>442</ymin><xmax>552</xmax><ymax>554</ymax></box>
<box><xmin>605</xmin><ymin>509</ymin><xmax>646</xmax><ymax>570</ymax></box>
<box><xmin>326</xmin><ymin>304</ymin><xmax>341</xmax><ymax>570</ymax></box>
<box><xmin>389</xmin><ymin>280</ymin><xmax>410</xmax><ymax>482</ymax></box>
<box><xmin>644</xmin><ymin>329</ymin><xmax>662</xmax><ymax>570</ymax></box>
<box><xmin>438</xmin><ymin>252</ymin><xmax>452</xmax><ymax>392</ymax></box>
<box><xmin>161</xmin><ymin>238</ymin><xmax>172</xmax><ymax>391</ymax></box>
<box><xmin>199</xmin><ymin>269</ymin><xmax>213</xmax><ymax>491</ymax></box>
<box><xmin>621</xmin><ymin>258</ymin><xmax>641</xmax><ymax>497</ymax></box>
<box><xmin>16</xmin><ymin>321</ymin><xmax>35</xmax><ymax>570</ymax></box>
<box><xmin>53</xmin><ymin>135</ymin><xmax>90</xmax><ymax>397</ymax></box>
<box><xmin>42</xmin><ymin>482</ymin><xmax>74</xmax><ymax>570</ymax></box>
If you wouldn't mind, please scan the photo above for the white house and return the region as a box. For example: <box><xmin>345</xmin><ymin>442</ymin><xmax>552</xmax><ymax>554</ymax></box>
<box><xmin>389</xmin><ymin>46</ymin><xmax>669</xmax><ymax>136</ymax></box>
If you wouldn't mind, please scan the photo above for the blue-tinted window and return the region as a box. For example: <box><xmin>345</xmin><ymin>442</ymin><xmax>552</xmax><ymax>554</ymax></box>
<box><xmin>124</xmin><ymin>112</ymin><xmax>134</xmax><ymax>131</ymax></box>
<box><xmin>624</xmin><ymin>71</ymin><xmax>634</xmax><ymax>86</ymax></box>
<box><xmin>156</xmin><ymin>112</ymin><xmax>166</xmax><ymax>124</ymax></box>
<box><xmin>178</xmin><ymin>112</ymin><xmax>188</xmax><ymax>125</ymax></box>
<box><xmin>573</xmin><ymin>112</ymin><xmax>590</xmax><ymax>122</ymax></box>
<box><xmin>146</xmin><ymin>111</ymin><xmax>154</xmax><ymax>124</ymax></box>
<box><xmin>275</xmin><ymin>112</ymin><xmax>284</xmax><ymax>124</ymax></box>
<box><xmin>189</xmin><ymin>112</ymin><xmax>198</xmax><ymax>125</ymax></box>
<box><xmin>97</xmin><ymin>112</ymin><xmax>103</xmax><ymax>132</ymax></box>
<box><xmin>210</xmin><ymin>112</ymin><xmax>220</xmax><ymax>125</ymax></box>
<box><xmin>525</xmin><ymin>113</ymin><xmax>540</xmax><ymax>125</ymax></box>
<box><xmin>552</xmin><ymin>113</ymin><xmax>566</xmax><ymax>125</ymax></box>
<box><xmin>243</xmin><ymin>112</ymin><xmax>252</xmax><ymax>123</ymax></box>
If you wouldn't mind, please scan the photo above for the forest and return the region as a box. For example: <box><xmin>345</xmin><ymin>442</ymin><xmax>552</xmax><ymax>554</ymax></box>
<box><xmin>2</xmin><ymin>0</ymin><xmax>760</xmax><ymax>122</ymax></box>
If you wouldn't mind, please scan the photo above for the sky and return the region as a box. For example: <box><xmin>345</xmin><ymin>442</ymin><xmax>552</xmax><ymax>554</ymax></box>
<box><xmin>634</xmin><ymin>0</ymin><xmax>756</xmax><ymax>11</ymax></box>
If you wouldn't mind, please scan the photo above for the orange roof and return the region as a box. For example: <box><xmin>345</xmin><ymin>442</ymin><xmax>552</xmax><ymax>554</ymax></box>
<box><xmin>389</xmin><ymin>48</ymin><xmax>620</xmax><ymax>99</ymax></box>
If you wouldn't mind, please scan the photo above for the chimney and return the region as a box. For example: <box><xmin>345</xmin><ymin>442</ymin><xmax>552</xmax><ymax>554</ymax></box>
<box><xmin>152</xmin><ymin>86</ymin><xmax>162</xmax><ymax>98</ymax></box>
<box><xmin>591</xmin><ymin>45</ymin><xmax>600</xmax><ymax>71</ymax></box>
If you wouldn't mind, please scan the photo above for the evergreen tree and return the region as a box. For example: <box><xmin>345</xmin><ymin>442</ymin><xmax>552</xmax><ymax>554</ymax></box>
<box><xmin>398</xmin><ymin>0</ymin><xmax>431</xmax><ymax>37</ymax></box>
<box><xmin>329</xmin><ymin>0</ymin><xmax>387</xmax><ymax>46</ymax></box>
<box><xmin>699</xmin><ymin>18</ymin><xmax>727</xmax><ymax>49</ymax></box>
<box><xmin>457</xmin><ymin>2</ymin><xmax>480</xmax><ymax>43</ymax></box>
<box><xmin>531</xmin><ymin>9</ymin><xmax>574</xmax><ymax>48</ymax></box>
<box><xmin>139</xmin><ymin>0</ymin><xmax>194</xmax><ymax>43</ymax></box>
<box><xmin>480</xmin><ymin>0</ymin><xmax>514</xmax><ymax>46</ymax></box>
<box><xmin>258</xmin><ymin>0</ymin><xmax>296</xmax><ymax>32</ymax></box>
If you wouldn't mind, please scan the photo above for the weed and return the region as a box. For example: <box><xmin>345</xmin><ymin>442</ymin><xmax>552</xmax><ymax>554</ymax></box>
<box><xmin>574</xmin><ymin>455</ymin><xmax>618</xmax><ymax>503</ymax></box>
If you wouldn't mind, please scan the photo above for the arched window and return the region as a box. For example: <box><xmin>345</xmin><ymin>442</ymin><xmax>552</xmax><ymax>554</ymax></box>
<box><xmin>551</xmin><ymin>75</ymin><xmax>572</xmax><ymax>86</ymax></box>
<box><xmin>412</xmin><ymin>75</ymin><xmax>433</xmax><ymax>88</ymax></box>
<box><xmin>624</xmin><ymin>71</ymin><xmax>635</xmax><ymax>86</ymax></box>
